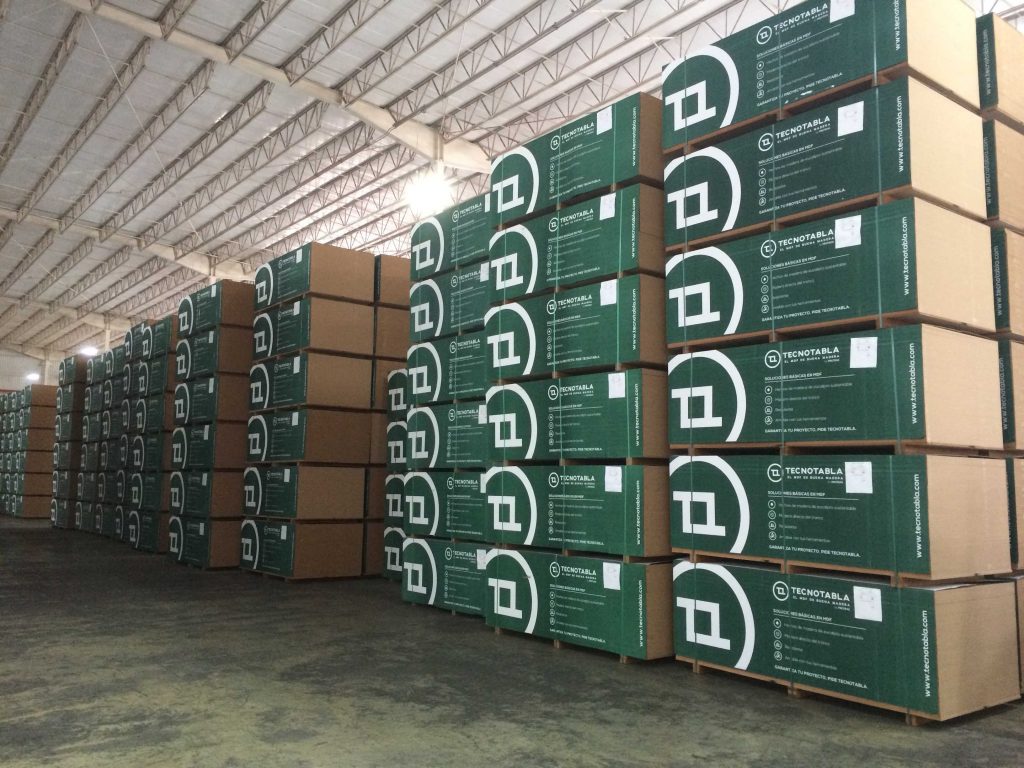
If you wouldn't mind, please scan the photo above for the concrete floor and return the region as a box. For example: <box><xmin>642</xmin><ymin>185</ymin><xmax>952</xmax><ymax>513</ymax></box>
<box><xmin>2</xmin><ymin>519</ymin><xmax>1023</xmax><ymax>768</ymax></box>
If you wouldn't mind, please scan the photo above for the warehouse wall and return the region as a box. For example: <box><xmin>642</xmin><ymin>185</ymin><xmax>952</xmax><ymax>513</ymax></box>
<box><xmin>0</xmin><ymin>350</ymin><xmax>44</xmax><ymax>390</ymax></box>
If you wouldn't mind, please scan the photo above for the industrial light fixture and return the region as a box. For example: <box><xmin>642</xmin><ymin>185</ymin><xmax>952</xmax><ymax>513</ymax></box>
<box><xmin>25</xmin><ymin>373</ymin><xmax>40</xmax><ymax>382</ymax></box>
<box><xmin>405</xmin><ymin>162</ymin><xmax>453</xmax><ymax>218</ymax></box>
<box><xmin>79</xmin><ymin>346</ymin><xmax>99</xmax><ymax>357</ymax></box>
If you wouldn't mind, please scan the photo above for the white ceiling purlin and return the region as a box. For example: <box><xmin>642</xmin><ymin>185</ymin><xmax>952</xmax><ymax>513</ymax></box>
<box><xmin>282</xmin><ymin>0</ymin><xmax>389</xmax><ymax>84</ymax></box>
<box><xmin>171</xmin><ymin>120</ymin><xmax>385</xmax><ymax>260</ymax></box>
<box><xmin>336</xmin><ymin>0</ymin><xmax>492</xmax><ymax>104</ymax></box>
<box><xmin>0</xmin><ymin>206</ymin><xmax>245</xmax><ymax>281</ymax></box>
<box><xmin>105</xmin><ymin>267</ymin><xmax>206</xmax><ymax>319</ymax></box>
<box><xmin>12</xmin><ymin>238</ymin><xmax>94</xmax><ymax>311</ymax></box>
<box><xmin>223</xmin><ymin>0</ymin><xmax>290</xmax><ymax>61</ymax></box>
<box><xmin>61</xmin><ymin>0</ymin><xmax>489</xmax><ymax>172</ymax></box>
<box><xmin>0</xmin><ymin>230</ymin><xmax>53</xmax><ymax>297</ymax></box>
<box><xmin>386</xmin><ymin>0</ymin><xmax>602</xmax><ymax>125</ymax></box>
<box><xmin>158</xmin><ymin>0</ymin><xmax>198</xmax><ymax>38</ymax></box>
<box><xmin>216</xmin><ymin>0</ymin><xmax>603</xmax><ymax>264</ymax></box>
<box><xmin>49</xmin><ymin>246</ymin><xmax>134</xmax><ymax>310</ymax></box>
<box><xmin>0</xmin><ymin>13</ymin><xmax>84</xmax><ymax>176</ymax></box>
<box><xmin>142</xmin><ymin>99</ymin><xmax>327</xmax><ymax>249</ymax></box>
<box><xmin>16</xmin><ymin>38</ymin><xmax>151</xmax><ymax>224</ymax></box>
<box><xmin>102</xmin><ymin>80</ymin><xmax>274</xmax><ymax>239</ymax></box>
<box><xmin>59</xmin><ymin>60</ymin><xmax>216</xmax><ymax>233</ymax></box>
<box><xmin>218</xmin><ymin>143</ymin><xmax>419</xmax><ymax>263</ymax></box>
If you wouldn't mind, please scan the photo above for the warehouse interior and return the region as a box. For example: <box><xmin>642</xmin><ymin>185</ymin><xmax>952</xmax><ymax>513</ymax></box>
<box><xmin>3</xmin><ymin>0</ymin><xmax>1024</xmax><ymax>766</ymax></box>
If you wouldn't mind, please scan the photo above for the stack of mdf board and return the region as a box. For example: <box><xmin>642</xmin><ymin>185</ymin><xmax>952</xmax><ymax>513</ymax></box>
<box><xmin>365</xmin><ymin>253</ymin><xmax>409</xmax><ymax>578</ymax></box>
<box><xmin>167</xmin><ymin>283</ymin><xmax>250</xmax><ymax>569</ymax></box>
<box><xmin>0</xmin><ymin>385</ymin><xmax>56</xmax><ymax>518</ymax></box>
<box><xmin>401</xmin><ymin>95</ymin><xmax>675</xmax><ymax>661</ymax></box>
<box><xmin>51</xmin><ymin>355</ymin><xmax>88</xmax><ymax>529</ymax></box>
<box><xmin>663</xmin><ymin>0</ymin><xmax>1019</xmax><ymax>722</ymax></box>
<box><xmin>121</xmin><ymin>318</ymin><xmax>173</xmax><ymax>553</ymax></box>
<box><xmin>244</xmin><ymin>244</ymin><xmax>380</xmax><ymax>580</ymax></box>
<box><xmin>74</xmin><ymin>355</ymin><xmax>104</xmax><ymax>533</ymax></box>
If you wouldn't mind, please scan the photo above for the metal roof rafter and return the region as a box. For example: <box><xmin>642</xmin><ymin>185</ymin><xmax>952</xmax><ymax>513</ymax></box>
<box><xmin>282</xmin><ymin>0</ymin><xmax>389</xmax><ymax>84</ymax></box>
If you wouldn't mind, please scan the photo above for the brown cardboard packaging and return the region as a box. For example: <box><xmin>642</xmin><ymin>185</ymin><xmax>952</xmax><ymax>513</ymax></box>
<box><xmin>299</xmin><ymin>353</ymin><xmax>372</xmax><ymax>410</ymax></box>
<box><xmin>905</xmin><ymin>0</ymin><xmax>981</xmax><ymax>110</ymax></box>
<box><xmin>304</xmin><ymin>244</ymin><xmax>376</xmax><ymax>305</ymax></box>
<box><xmin>304</xmin><ymin>297</ymin><xmax>375</xmax><ymax>357</ymax></box>
<box><xmin>22</xmin><ymin>406</ymin><xmax>56</xmax><ymax>429</ymax></box>
<box><xmin>19</xmin><ymin>496</ymin><xmax>51</xmax><ymax>518</ymax></box>
<box><xmin>206</xmin><ymin>519</ymin><xmax>243</xmax><ymax>568</ymax></box>
<box><xmin>363</xmin><ymin>520</ymin><xmax>384</xmax><ymax>576</ymax></box>
<box><xmin>368</xmin><ymin>412</ymin><xmax>387</xmax><ymax>467</ymax></box>
<box><xmin>25</xmin><ymin>385</ymin><xmax>57</xmax><ymax>407</ymax></box>
<box><xmin>292</xmin><ymin>466</ymin><xmax>366</xmax><ymax>520</ymax></box>
<box><xmin>987</xmin><ymin>120</ymin><xmax>1024</xmax><ymax>233</ymax></box>
<box><xmin>25</xmin><ymin>452</ymin><xmax>53</xmax><ymax>474</ymax></box>
<box><xmin>25</xmin><ymin>428</ymin><xmax>54</xmax><ymax>452</ymax></box>
<box><xmin>375</xmin><ymin>306</ymin><xmax>409</xmax><ymax>361</ymax></box>
<box><xmin>919</xmin><ymin>326</ymin><xmax>1003</xmax><ymax>450</ymax></box>
<box><xmin>910</xmin><ymin>200</ymin><xmax>995</xmax><ymax>333</ymax></box>
<box><xmin>640</xmin><ymin>563</ymin><xmax>674</xmax><ymax>660</ymax></box>
<box><xmin>982</xmin><ymin>13</ymin><xmax>1024</xmax><ymax>130</ymax></box>
<box><xmin>210</xmin><ymin>280</ymin><xmax>255</xmax><ymax>329</ymax></box>
<box><xmin>22</xmin><ymin>473</ymin><xmax>52</xmax><ymax>496</ymax></box>
<box><xmin>292</xmin><ymin>409</ymin><xmax>371</xmax><ymax>465</ymax></box>
<box><xmin>927</xmin><ymin>581</ymin><xmax>1020</xmax><ymax>720</ymax></box>
<box><xmin>376</xmin><ymin>254</ymin><xmax>410</xmax><ymax>308</ymax></box>
<box><xmin>909</xmin><ymin>456</ymin><xmax>1011</xmax><ymax>579</ymax></box>
<box><xmin>364</xmin><ymin>466</ymin><xmax>387</xmax><ymax>519</ymax></box>
<box><xmin>289</xmin><ymin>521</ymin><xmax>365</xmax><ymax>579</ymax></box>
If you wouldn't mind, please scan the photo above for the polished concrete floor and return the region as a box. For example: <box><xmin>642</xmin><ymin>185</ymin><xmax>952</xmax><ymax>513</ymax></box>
<box><xmin>2</xmin><ymin>518</ymin><xmax>1023</xmax><ymax>768</ymax></box>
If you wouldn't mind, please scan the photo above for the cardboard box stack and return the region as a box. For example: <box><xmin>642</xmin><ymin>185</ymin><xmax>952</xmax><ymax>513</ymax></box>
<box><xmin>401</xmin><ymin>93</ymin><xmax>675</xmax><ymax>660</ymax></box>
<box><xmin>51</xmin><ymin>354</ymin><xmax>88</xmax><ymax>528</ymax></box>
<box><xmin>0</xmin><ymin>384</ymin><xmax>56</xmax><ymax>519</ymax></box>
<box><xmin>368</xmin><ymin>254</ymin><xmax>409</xmax><ymax>578</ymax></box>
<box><xmin>663</xmin><ymin>0</ymin><xmax>1020</xmax><ymax>721</ymax></box>
<box><xmin>243</xmin><ymin>244</ymin><xmax>385</xmax><ymax>579</ymax></box>
<box><xmin>122</xmin><ymin>319</ymin><xmax>173</xmax><ymax>551</ymax></box>
<box><xmin>167</xmin><ymin>282</ymin><xmax>250</xmax><ymax>569</ymax></box>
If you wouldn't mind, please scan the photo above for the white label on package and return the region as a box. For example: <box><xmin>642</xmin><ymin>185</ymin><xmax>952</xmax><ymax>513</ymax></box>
<box><xmin>478</xmin><ymin>404</ymin><xmax>487</xmax><ymax>424</ymax></box>
<box><xmin>829</xmin><ymin>0</ymin><xmax>855</xmax><ymax>23</ymax></box>
<box><xmin>599</xmin><ymin>193</ymin><xmax>616</xmax><ymax>220</ymax></box>
<box><xmin>853</xmin><ymin>585</ymin><xmax>883</xmax><ymax>622</ymax></box>
<box><xmin>281</xmin><ymin>525</ymin><xmax>288</xmax><ymax>541</ymax></box>
<box><xmin>291</xmin><ymin>412</ymin><xmax>299</xmax><ymax>426</ymax></box>
<box><xmin>600</xmin><ymin>280</ymin><xmax>617</xmax><ymax>306</ymax></box>
<box><xmin>296</xmin><ymin>250</ymin><xmax>303</xmax><ymax>263</ymax></box>
<box><xmin>596</xmin><ymin>107</ymin><xmax>613</xmax><ymax>135</ymax></box>
<box><xmin>283</xmin><ymin>468</ymin><xmax>291</xmax><ymax>482</ymax></box>
<box><xmin>849</xmin><ymin>337</ymin><xmax>877</xmax><ymax>369</ymax></box>
<box><xmin>479</xmin><ymin>262</ymin><xmax>489</xmax><ymax>281</ymax></box>
<box><xmin>836</xmin><ymin>101</ymin><xmax>864</xmax><ymax>137</ymax></box>
<box><xmin>292</xmin><ymin>301</ymin><xmax>301</xmax><ymax>316</ymax></box>
<box><xmin>293</xmin><ymin>357</ymin><xmax>301</xmax><ymax>374</ymax></box>
<box><xmin>602</xmin><ymin>562</ymin><xmax>621</xmax><ymax>590</ymax></box>
<box><xmin>199</xmin><ymin>522</ymin><xmax>205</xmax><ymax>535</ymax></box>
<box><xmin>211</xmin><ymin>284</ymin><xmax>218</xmax><ymax>298</ymax></box>
<box><xmin>608</xmin><ymin>372</ymin><xmax>625</xmax><ymax>399</ymax></box>
<box><xmin>208</xmin><ymin>331</ymin><xmax>214</xmax><ymax>343</ymax></box>
<box><xmin>604</xmin><ymin>466</ymin><xmax>623</xmax><ymax>493</ymax></box>
<box><xmin>834</xmin><ymin>214</ymin><xmax>862</xmax><ymax>248</ymax></box>
<box><xmin>201</xmin><ymin>472</ymin><xmax>208</xmax><ymax>486</ymax></box>
<box><xmin>844</xmin><ymin>461</ymin><xmax>873</xmax><ymax>494</ymax></box>
<box><xmin>476</xmin><ymin>549</ymin><xmax>486</xmax><ymax>569</ymax></box>
<box><xmin>203</xmin><ymin>424</ymin><xmax>210</xmax><ymax>439</ymax></box>
<box><xmin>208</xmin><ymin>379</ymin><xmax>214</xmax><ymax>393</ymax></box>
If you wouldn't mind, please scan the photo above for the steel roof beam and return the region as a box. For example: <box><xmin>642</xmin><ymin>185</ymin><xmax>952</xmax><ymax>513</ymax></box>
<box><xmin>224</xmin><ymin>0</ymin><xmax>290</xmax><ymax>61</ymax></box>
<box><xmin>16</xmin><ymin>38</ymin><xmax>151</xmax><ymax>224</ymax></box>
<box><xmin>0</xmin><ymin>207</ymin><xmax>246</xmax><ymax>280</ymax></box>
<box><xmin>102</xmin><ymin>80</ymin><xmax>273</xmax><ymax>238</ymax></box>
<box><xmin>157</xmin><ymin>0</ymin><xmax>198</xmax><ymax>37</ymax></box>
<box><xmin>60</xmin><ymin>61</ymin><xmax>215</xmax><ymax>232</ymax></box>
<box><xmin>141</xmin><ymin>100</ymin><xmax>327</xmax><ymax>249</ymax></box>
<box><xmin>0</xmin><ymin>231</ymin><xmax>54</xmax><ymax>297</ymax></box>
<box><xmin>0</xmin><ymin>13</ymin><xmax>84</xmax><ymax>175</ymax></box>
<box><xmin>282</xmin><ymin>0</ymin><xmax>388</xmax><ymax>84</ymax></box>
<box><xmin>338</xmin><ymin>0</ymin><xmax>490</xmax><ymax>105</ymax></box>
<box><xmin>59</xmin><ymin>0</ymin><xmax>489</xmax><ymax>172</ymax></box>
